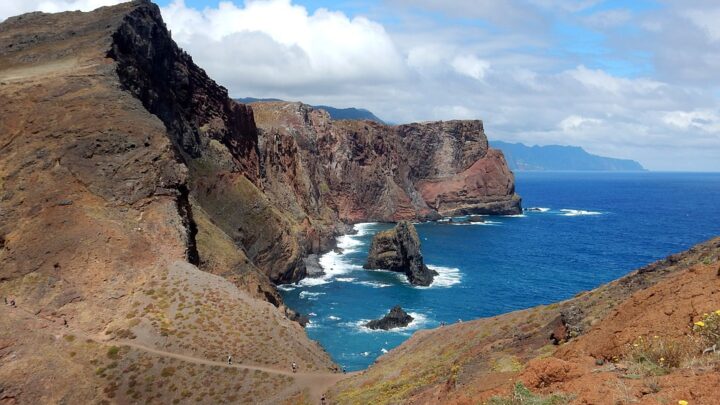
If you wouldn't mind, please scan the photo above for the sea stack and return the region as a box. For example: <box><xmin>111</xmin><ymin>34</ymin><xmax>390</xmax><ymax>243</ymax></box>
<box><xmin>365</xmin><ymin>306</ymin><xmax>414</xmax><ymax>330</ymax></box>
<box><xmin>364</xmin><ymin>221</ymin><xmax>437</xmax><ymax>286</ymax></box>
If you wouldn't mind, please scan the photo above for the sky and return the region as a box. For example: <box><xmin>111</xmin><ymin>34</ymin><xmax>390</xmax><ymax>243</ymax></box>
<box><xmin>2</xmin><ymin>1</ymin><xmax>720</xmax><ymax>171</ymax></box>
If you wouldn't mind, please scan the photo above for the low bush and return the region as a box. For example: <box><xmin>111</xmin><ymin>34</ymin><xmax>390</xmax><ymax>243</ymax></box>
<box><xmin>487</xmin><ymin>382</ymin><xmax>571</xmax><ymax>405</ymax></box>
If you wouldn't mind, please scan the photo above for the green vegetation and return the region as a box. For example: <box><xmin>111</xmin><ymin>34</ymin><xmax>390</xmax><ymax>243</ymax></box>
<box><xmin>694</xmin><ymin>310</ymin><xmax>720</xmax><ymax>347</ymax></box>
<box><xmin>487</xmin><ymin>382</ymin><xmax>571</xmax><ymax>405</ymax></box>
<box><xmin>106</xmin><ymin>346</ymin><xmax>121</xmax><ymax>359</ymax></box>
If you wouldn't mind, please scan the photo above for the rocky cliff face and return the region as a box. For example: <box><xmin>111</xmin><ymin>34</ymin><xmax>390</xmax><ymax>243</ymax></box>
<box><xmin>364</xmin><ymin>221</ymin><xmax>437</xmax><ymax>286</ymax></box>
<box><xmin>0</xmin><ymin>2</ymin><xmax>336</xmax><ymax>403</ymax></box>
<box><xmin>252</xmin><ymin>102</ymin><xmax>522</xmax><ymax>224</ymax></box>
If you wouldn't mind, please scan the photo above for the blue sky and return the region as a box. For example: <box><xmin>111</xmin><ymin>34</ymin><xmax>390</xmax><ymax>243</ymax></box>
<box><xmin>2</xmin><ymin>0</ymin><xmax>720</xmax><ymax>170</ymax></box>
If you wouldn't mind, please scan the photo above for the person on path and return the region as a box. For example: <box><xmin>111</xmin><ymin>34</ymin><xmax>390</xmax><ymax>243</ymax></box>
<box><xmin>227</xmin><ymin>354</ymin><xmax>232</xmax><ymax>365</ymax></box>
<box><xmin>292</xmin><ymin>362</ymin><xmax>297</xmax><ymax>373</ymax></box>
<box><xmin>321</xmin><ymin>394</ymin><xmax>326</xmax><ymax>405</ymax></box>
<box><xmin>9</xmin><ymin>299</ymin><xmax>15</xmax><ymax>308</ymax></box>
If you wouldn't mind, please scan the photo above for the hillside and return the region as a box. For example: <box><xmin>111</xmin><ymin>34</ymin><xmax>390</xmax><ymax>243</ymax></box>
<box><xmin>236</xmin><ymin>97</ymin><xmax>385</xmax><ymax>123</ymax></box>
<box><xmin>491</xmin><ymin>141</ymin><xmax>646</xmax><ymax>171</ymax></box>
<box><xmin>0</xmin><ymin>1</ymin><xmax>522</xmax><ymax>403</ymax></box>
<box><xmin>329</xmin><ymin>237</ymin><xmax>720</xmax><ymax>404</ymax></box>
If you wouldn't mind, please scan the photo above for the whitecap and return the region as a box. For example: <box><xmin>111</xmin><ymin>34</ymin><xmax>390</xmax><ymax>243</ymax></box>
<box><xmin>502</xmin><ymin>214</ymin><xmax>527</xmax><ymax>218</ymax></box>
<box><xmin>297</xmin><ymin>277</ymin><xmax>330</xmax><ymax>287</ymax></box>
<box><xmin>299</xmin><ymin>291</ymin><xmax>326</xmax><ymax>300</ymax></box>
<box><xmin>277</xmin><ymin>284</ymin><xmax>297</xmax><ymax>291</ymax></box>
<box><xmin>361</xmin><ymin>351</ymin><xmax>370</xmax><ymax>357</ymax></box>
<box><xmin>353</xmin><ymin>222</ymin><xmax>379</xmax><ymax>237</ymax></box>
<box><xmin>381</xmin><ymin>348</ymin><xmax>388</xmax><ymax>354</ymax></box>
<box><xmin>356</xmin><ymin>281</ymin><xmax>392</xmax><ymax>288</ymax></box>
<box><xmin>308</xmin><ymin>312</ymin><xmax>317</xmax><ymax>317</ymax></box>
<box><xmin>413</xmin><ymin>265</ymin><xmax>461</xmax><ymax>289</ymax></box>
<box><xmin>450</xmin><ymin>220</ymin><xmax>501</xmax><ymax>226</ymax></box>
<box><xmin>560</xmin><ymin>209</ymin><xmax>602</xmax><ymax>216</ymax></box>
<box><xmin>335</xmin><ymin>277</ymin><xmax>356</xmax><ymax>283</ymax></box>
<box><xmin>328</xmin><ymin>315</ymin><xmax>341</xmax><ymax>321</ymax></box>
<box><xmin>525</xmin><ymin>207</ymin><xmax>550</xmax><ymax>212</ymax></box>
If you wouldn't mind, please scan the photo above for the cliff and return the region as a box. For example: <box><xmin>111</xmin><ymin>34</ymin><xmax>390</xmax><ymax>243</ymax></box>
<box><xmin>364</xmin><ymin>221</ymin><xmax>437</xmax><ymax>286</ymax></box>
<box><xmin>0</xmin><ymin>2</ymin><xmax>338</xmax><ymax>403</ymax></box>
<box><xmin>330</xmin><ymin>237</ymin><xmax>720</xmax><ymax>404</ymax></box>
<box><xmin>251</xmin><ymin>101</ymin><xmax>522</xmax><ymax>224</ymax></box>
<box><xmin>236</xmin><ymin>98</ymin><xmax>386</xmax><ymax>123</ymax></box>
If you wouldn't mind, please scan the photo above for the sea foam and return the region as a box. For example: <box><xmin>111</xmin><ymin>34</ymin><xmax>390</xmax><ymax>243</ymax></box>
<box><xmin>560</xmin><ymin>209</ymin><xmax>602</xmax><ymax>216</ymax></box>
<box><xmin>425</xmin><ymin>265</ymin><xmax>461</xmax><ymax>288</ymax></box>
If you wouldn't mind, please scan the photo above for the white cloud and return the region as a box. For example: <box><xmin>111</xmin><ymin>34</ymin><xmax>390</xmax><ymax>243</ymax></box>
<box><xmin>160</xmin><ymin>0</ymin><xmax>405</xmax><ymax>90</ymax></box>
<box><xmin>684</xmin><ymin>8</ymin><xmax>720</xmax><ymax>43</ymax></box>
<box><xmin>566</xmin><ymin>65</ymin><xmax>664</xmax><ymax>95</ymax></box>
<box><xmin>559</xmin><ymin>115</ymin><xmax>601</xmax><ymax>131</ymax></box>
<box><xmin>451</xmin><ymin>55</ymin><xmax>490</xmax><ymax>81</ymax></box>
<box><xmin>663</xmin><ymin>110</ymin><xmax>720</xmax><ymax>132</ymax></box>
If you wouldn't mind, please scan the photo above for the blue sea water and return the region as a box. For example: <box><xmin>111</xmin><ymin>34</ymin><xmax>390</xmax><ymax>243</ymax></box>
<box><xmin>279</xmin><ymin>172</ymin><xmax>720</xmax><ymax>371</ymax></box>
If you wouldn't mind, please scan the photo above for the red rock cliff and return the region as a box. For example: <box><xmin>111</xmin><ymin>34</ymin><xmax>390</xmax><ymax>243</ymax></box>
<box><xmin>253</xmin><ymin>102</ymin><xmax>522</xmax><ymax>225</ymax></box>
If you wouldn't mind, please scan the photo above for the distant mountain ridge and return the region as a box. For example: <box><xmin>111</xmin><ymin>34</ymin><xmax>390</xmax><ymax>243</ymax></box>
<box><xmin>236</xmin><ymin>97</ymin><xmax>385</xmax><ymax>123</ymax></box>
<box><xmin>491</xmin><ymin>141</ymin><xmax>646</xmax><ymax>171</ymax></box>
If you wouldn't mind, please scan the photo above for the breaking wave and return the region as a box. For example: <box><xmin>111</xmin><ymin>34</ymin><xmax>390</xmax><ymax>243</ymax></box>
<box><xmin>560</xmin><ymin>209</ymin><xmax>603</xmax><ymax>216</ymax></box>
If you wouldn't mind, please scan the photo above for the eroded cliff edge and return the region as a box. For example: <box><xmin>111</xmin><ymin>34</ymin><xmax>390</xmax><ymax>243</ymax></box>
<box><xmin>252</xmin><ymin>101</ymin><xmax>522</xmax><ymax>225</ymax></box>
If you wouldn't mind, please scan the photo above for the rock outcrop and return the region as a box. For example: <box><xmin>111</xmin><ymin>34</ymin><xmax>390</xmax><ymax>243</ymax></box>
<box><xmin>365</xmin><ymin>306</ymin><xmax>414</xmax><ymax>330</ymax></box>
<box><xmin>251</xmin><ymin>102</ymin><xmax>522</xmax><ymax>224</ymax></box>
<box><xmin>364</xmin><ymin>222</ymin><xmax>437</xmax><ymax>286</ymax></box>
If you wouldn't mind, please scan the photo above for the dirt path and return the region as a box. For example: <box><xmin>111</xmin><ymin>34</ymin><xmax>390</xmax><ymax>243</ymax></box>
<box><xmin>3</xmin><ymin>305</ymin><xmax>356</xmax><ymax>404</ymax></box>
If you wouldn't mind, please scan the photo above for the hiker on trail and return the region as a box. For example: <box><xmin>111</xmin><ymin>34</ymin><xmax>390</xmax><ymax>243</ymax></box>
<box><xmin>321</xmin><ymin>394</ymin><xmax>326</xmax><ymax>405</ymax></box>
<box><xmin>227</xmin><ymin>354</ymin><xmax>232</xmax><ymax>365</ymax></box>
<box><xmin>291</xmin><ymin>362</ymin><xmax>297</xmax><ymax>373</ymax></box>
<box><xmin>63</xmin><ymin>318</ymin><xmax>68</xmax><ymax>327</ymax></box>
<box><xmin>9</xmin><ymin>299</ymin><xmax>15</xmax><ymax>308</ymax></box>
<box><xmin>342</xmin><ymin>366</ymin><xmax>346</xmax><ymax>374</ymax></box>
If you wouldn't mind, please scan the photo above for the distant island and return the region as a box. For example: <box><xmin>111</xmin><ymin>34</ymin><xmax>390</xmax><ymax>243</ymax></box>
<box><xmin>491</xmin><ymin>141</ymin><xmax>646</xmax><ymax>171</ymax></box>
<box><xmin>236</xmin><ymin>97</ymin><xmax>385</xmax><ymax>123</ymax></box>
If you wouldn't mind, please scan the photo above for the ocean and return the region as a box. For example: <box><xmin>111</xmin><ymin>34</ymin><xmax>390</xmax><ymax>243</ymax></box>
<box><xmin>279</xmin><ymin>172</ymin><xmax>720</xmax><ymax>371</ymax></box>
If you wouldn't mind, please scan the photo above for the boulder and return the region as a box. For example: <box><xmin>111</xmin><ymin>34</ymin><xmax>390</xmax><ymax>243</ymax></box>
<box><xmin>364</xmin><ymin>221</ymin><xmax>437</xmax><ymax>286</ymax></box>
<box><xmin>365</xmin><ymin>306</ymin><xmax>414</xmax><ymax>330</ymax></box>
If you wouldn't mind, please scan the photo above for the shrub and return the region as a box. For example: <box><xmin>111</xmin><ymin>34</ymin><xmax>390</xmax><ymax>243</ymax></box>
<box><xmin>487</xmin><ymin>382</ymin><xmax>571</xmax><ymax>405</ymax></box>
<box><xmin>625</xmin><ymin>336</ymin><xmax>693</xmax><ymax>376</ymax></box>
<box><xmin>106</xmin><ymin>346</ymin><xmax>121</xmax><ymax>359</ymax></box>
<box><xmin>161</xmin><ymin>367</ymin><xmax>176</xmax><ymax>377</ymax></box>
<box><xmin>693</xmin><ymin>310</ymin><xmax>720</xmax><ymax>348</ymax></box>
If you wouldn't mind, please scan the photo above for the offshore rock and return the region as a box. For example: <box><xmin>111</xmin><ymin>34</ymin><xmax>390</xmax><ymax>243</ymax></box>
<box><xmin>365</xmin><ymin>306</ymin><xmax>414</xmax><ymax>330</ymax></box>
<box><xmin>364</xmin><ymin>221</ymin><xmax>437</xmax><ymax>286</ymax></box>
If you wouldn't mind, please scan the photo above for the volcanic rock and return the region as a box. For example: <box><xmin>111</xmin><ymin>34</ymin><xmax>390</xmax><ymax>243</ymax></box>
<box><xmin>365</xmin><ymin>306</ymin><xmax>414</xmax><ymax>330</ymax></box>
<box><xmin>364</xmin><ymin>221</ymin><xmax>437</xmax><ymax>286</ymax></box>
<box><xmin>251</xmin><ymin>102</ymin><xmax>522</xmax><ymax>224</ymax></box>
